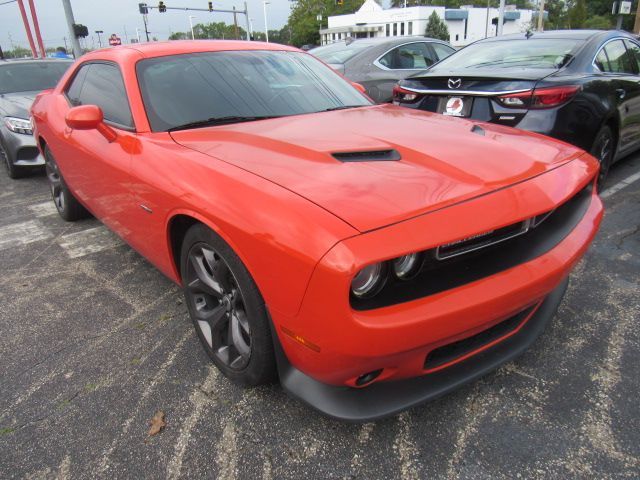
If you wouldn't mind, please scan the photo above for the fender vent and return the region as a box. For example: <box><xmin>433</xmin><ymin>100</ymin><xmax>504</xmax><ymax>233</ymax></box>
<box><xmin>331</xmin><ymin>149</ymin><xmax>401</xmax><ymax>162</ymax></box>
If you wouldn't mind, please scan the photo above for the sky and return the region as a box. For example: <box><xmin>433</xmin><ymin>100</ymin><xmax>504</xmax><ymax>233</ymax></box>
<box><xmin>0</xmin><ymin>0</ymin><xmax>294</xmax><ymax>50</ymax></box>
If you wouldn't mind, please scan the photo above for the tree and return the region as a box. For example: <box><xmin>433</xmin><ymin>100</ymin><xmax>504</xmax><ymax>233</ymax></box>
<box><xmin>288</xmin><ymin>0</ymin><xmax>365</xmax><ymax>47</ymax></box>
<box><xmin>168</xmin><ymin>32</ymin><xmax>188</xmax><ymax>40</ymax></box>
<box><xmin>568</xmin><ymin>0</ymin><xmax>587</xmax><ymax>28</ymax></box>
<box><xmin>584</xmin><ymin>14</ymin><xmax>613</xmax><ymax>29</ymax></box>
<box><xmin>425</xmin><ymin>11</ymin><xmax>449</xmax><ymax>41</ymax></box>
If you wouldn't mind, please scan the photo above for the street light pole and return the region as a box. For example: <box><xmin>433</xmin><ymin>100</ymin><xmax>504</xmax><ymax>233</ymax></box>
<box><xmin>263</xmin><ymin>1</ymin><xmax>270</xmax><ymax>42</ymax></box>
<box><xmin>189</xmin><ymin>15</ymin><xmax>196</xmax><ymax>39</ymax></box>
<box><xmin>95</xmin><ymin>30</ymin><xmax>103</xmax><ymax>48</ymax></box>
<box><xmin>61</xmin><ymin>0</ymin><xmax>82</xmax><ymax>58</ymax></box>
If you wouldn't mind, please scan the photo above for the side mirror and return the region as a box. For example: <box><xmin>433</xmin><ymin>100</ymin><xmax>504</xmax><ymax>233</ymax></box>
<box><xmin>65</xmin><ymin>105</ymin><xmax>117</xmax><ymax>142</ymax></box>
<box><xmin>351</xmin><ymin>82</ymin><xmax>367</xmax><ymax>94</ymax></box>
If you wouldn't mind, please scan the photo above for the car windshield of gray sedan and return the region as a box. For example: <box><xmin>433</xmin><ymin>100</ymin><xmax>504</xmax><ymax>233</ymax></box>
<box><xmin>137</xmin><ymin>50</ymin><xmax>372</xmax><ymax>131</ymax></box>
<box><xmin>0</xmin><ymin>62</ymin><xmax>70</xmax><ymax>94</ymax></box>
<box><xmin>433</xmin><ymin>39</ymin><xmax>581</xmax><ymax>70</ymax></box>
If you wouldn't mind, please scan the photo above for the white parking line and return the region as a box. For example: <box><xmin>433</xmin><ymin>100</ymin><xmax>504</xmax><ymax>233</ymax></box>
<box><xmin>0</xmin><ymin>220</ymin><xmax>53</xmax><ymax>251</ymax></box>
<box><xmin>600</xmin><ymin>171</ymin><xmax>640</xmax><ymax>198</ymax></box>
<box><xmin>28</xmin><ymin>201</ymin><xmax>59</xmax><ymax>218</ymax></box>
<box><xmin>57</xmin><ymin>226</ymin><xmax>123</xmax><ymax>258</ymax></box>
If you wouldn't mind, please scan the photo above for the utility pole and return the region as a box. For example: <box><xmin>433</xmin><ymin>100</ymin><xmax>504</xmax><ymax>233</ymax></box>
<box><xmin>635</xmin><ymin>1</ymin><xmax>640</xmax><ymax>33</ymax></box>
<box><xmin>61</xmin><ymin>0</ymin><xmax>82</xmax><ymax>58</ymax></box>
<box><xmin>233</xmin><ymin>6</ymin><xmax>239</xmax><ymax>40</ymax></box>
<box><xmin>63</xmin><ymin>36</ymin><xmax>68</xmax><ymax>51</ymax></box>
<box><xmin>189</xmin><ymin>15</ymin><xmax>195</xmax><ymax>39</ymax></box>
<box><xmin>497</xmin><ymin>0</ymin><xmax>505</xmax><ymax>36</ymax></box>
<box><xmin>537</xmin><ymin>0</ymin><xmax>545</xmax><ymax>31</ymax></box>
<box><xmin>485</xmin><ymin>0</ymin><xmax>490</xmax><ymax>38</ymax></box>
<box><xmin>244</xmin><ymin>2</ymin><xmax>251</xmax><ymax>41</ymax></box>
<box><xmin>95</xmin><ymin>30</ymin><xmax>103</xmax><ymax>47</ymax></box>
<box><xmin>123</xmin><ymin>25</ymin><xmax>128</xmax><ymax>43</ymax></box>
<box><xmin>263</xmin><ymin>0</ymin><xmax>270</xmax><ymax>42</ymax></box>
<box><xmin>136</xmin><ymin>27</ymin><xmax>141</xmax><ymax>42</ymax></box>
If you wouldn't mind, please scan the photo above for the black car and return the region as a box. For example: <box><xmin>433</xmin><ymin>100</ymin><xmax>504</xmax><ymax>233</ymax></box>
<box><xmin>394</xmin><ymin>30</ymin><xmax>640</xmax><ymax>185</ymax></box>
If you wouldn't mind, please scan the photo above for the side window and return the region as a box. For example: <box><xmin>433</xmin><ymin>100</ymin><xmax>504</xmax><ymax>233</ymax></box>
<box><xmin>77</xmin><ymin>63</ymin><xmax>133</xmax><ymax>128</ymax></box>
<box><xmin>65</xmin><ymin>64</ymin><xmax>90</xmax><ymax>106</ymax></box>
<box><xmin>431</xmin><ymin>43</ymin><xmax>455</xmax><ymax>62</ymax></box>
<box><xmin>595</xmin><ymin>48</ymin><xmax>611</xmax><ymax>72</ymax></box>
<box><xmin>603</xmin><ymin>40</ymin><xmax>635</xmax><ymax>74</ymax></box>
<box><xmin>624</xmin><ymin>40</ymin><xmax>640</xmax><ymax>73</ymax></box>
<box><xmin>378</xmin><ymin>43</ymin><xmax>435</xmax><ymax>70</ymax></box>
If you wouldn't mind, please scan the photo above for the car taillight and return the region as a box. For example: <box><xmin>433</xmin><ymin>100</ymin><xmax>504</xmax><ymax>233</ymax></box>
<box><xmin>498</xmin><ymin>85</ymin><xmax>580</xmax><ymax>109</ymax></box>
<box><xmin>392</xmin><ymin>85</ymin><xmax>423</xmax><ymax>103</ymax></box>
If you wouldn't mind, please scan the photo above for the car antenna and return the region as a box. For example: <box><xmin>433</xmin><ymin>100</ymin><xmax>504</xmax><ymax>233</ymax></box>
<box><xmin>525</xmin><ymin>30</ymin><xmax>533</xmax><ymax>39</ymax></box>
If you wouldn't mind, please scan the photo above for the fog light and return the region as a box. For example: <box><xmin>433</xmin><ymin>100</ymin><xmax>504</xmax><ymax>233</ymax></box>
<box><xmin>393</xmin><ymin>253</ymin><xmax>422</xmax><ymax>280</ymax></box>
<box><xmin>351</xmin><ymin>263</ymin><xmax>386</xmax><ymax>298</ymax></box>
<box><xmin>355</xmin><ymin>369</ymin><xmax>383</xmax><ymax>387</ymax></box>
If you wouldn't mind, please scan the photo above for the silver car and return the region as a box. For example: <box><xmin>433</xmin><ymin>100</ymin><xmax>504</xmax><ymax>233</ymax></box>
<box><xmin>0</xmin><ymin>59</ymin><xmax>71</xmax><ymax>178</ymax></box>
<box><xmin>309</xmin><ymin>37</ymin><xmax>455</xmax><ymax>103</ymax></box>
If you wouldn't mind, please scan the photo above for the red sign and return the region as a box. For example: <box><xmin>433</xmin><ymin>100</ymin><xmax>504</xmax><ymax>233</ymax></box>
<box><xmin>108</xmin><ymin>34</ymin><xmax>122</xmax><ymax>46</ymax></box>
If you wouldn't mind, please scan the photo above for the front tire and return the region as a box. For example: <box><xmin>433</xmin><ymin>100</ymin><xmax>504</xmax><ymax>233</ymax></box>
<box><xmin>590</xmin><ymin>125</ymin><xmax>614</xmax><ymax>189</ymax></box>
<box><xmin>44</xmin><ymin>146</ymin><xmax>90</xmax><ymax>221</ymax></box>
<box><xmin>0</xmin><ymin>140</ymin><xmax>24</xmax><ymax>179</ymax></box>
<box><xmin>180</xmin><ymin>223</ymin><xmax>276</xmax><ymax>386</ymax></box>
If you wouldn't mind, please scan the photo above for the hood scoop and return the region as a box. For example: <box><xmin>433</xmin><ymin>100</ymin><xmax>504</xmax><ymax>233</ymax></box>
<box><xmin>331</xmin><ymin>149</ymin><xmax>401</xmax><ymax>162</ymax></box>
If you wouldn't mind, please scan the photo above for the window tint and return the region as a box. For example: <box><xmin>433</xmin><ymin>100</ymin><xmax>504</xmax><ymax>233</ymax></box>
<box><xmin>379</xmin><ymin>43</ymin><xmax>435</xmax><ymax>69</ymax></box>
<box><xmin>65</xmin><ymin>64</ymin><xmax>90</xmax><ymax>106</ymax></box>
<box><xmin>624</xmin><ymin>40</ymin><xmax>640</xmax><ymax>73</ymax></box>
<box><xmin>0</xmin><ymin>61</ymin><xmax>70</xmax><ymax>94</ymax></box>
<box><xmin>137</xmin><ymin>51</ymin><xmax>372</xmax><ymax>132</ymax></box>
<box><xmin>594</xmin><ymin>48</ymin><xmax>611</xmax><ymax>72</ymax></box>
<box><xmin>311</xmin><ymin>42</ymin><xmax>373</xmax><ymax>64</ymax></box>
<box><xmin>431</xmin><ymin>43</ymin><xmax>455</xmax><ymax>61</ymax></box>
<box><xmin>75</xmin><ymin>63</ymin><xmax>133</xmax><ymax>128</ymax></box>
<box><xmin>603</xmin><ymin>40</ymin><xmax>635</xmax><ymax>74</ymax></box>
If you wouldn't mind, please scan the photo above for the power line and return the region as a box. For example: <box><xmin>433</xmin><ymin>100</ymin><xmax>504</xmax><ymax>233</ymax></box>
<box><xmin>0</xmin><ymin>0</ymin><xmax>18</xmax><ymax>6</ymax></box>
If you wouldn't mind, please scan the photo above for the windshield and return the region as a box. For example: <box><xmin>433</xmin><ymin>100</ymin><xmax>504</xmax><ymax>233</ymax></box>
<box><xmin>432</xmin><ymin>39</ymin><xmax>581</xmax><ymax>70</ymax></box>
<box><xmin>309</xmin><ymin>42</ymin><xmax>374</xmax><ymax>64</ymax></box>
<box><xmin>137</xmin><ymin>50</ymin><xmax>372</xmax><ymax>132</ymax></box>
<box><xmin>0</xmin><ymin>61</ymin><xmax>71</xmax><ymax>94</ymax></box>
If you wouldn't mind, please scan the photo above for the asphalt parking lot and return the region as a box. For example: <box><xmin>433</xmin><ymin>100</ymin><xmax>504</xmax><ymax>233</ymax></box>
<box><xmin>0</xmin><ymin>155</ymin><xmax>638</xmax><ymax>479</ymax></box>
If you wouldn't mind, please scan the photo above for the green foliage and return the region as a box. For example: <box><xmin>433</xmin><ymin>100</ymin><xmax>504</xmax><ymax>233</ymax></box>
<box><xmin>168</xmin><ymin>22</ymin><xmax>247</xmax><ymax>40</ymax></box>
<box><xmin>584</xmin><ymin>14</ymin><xmax>613</xmax><ymax>29</ymax></box>
<box><xmin>288</xmin><ymin>0</ymin><xmax>365</xmax><ymax>47</ymax></box>
<box><xmin>425</xmin><ymin>11</ymin><xmax>449</xmax><ymax>41</ymax></box>
<box><xmin>1</xmin><ymin>46</ymin><xmax>33</xmax><ymax>59</ymax></box>
<box><xmin>568</xmin><ymin>0</ymin><xmax>587</xmax><ymax>28</ymax></box>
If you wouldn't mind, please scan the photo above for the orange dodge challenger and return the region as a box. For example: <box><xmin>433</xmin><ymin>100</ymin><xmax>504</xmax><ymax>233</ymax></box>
<box><xmin>31</xmin><ymin>41</ymin><xmax>603</xmax><ymax>421</ymax></box>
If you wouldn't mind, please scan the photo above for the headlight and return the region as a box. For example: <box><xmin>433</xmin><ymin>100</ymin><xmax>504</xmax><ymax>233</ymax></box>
<box><xmin>392</xmin><ymin>253</ymin><xmax>422</xmax><ymax>280</ymax></box>
<box><xmin>4</xmin><ymin>117</ymin><xmax>33</xmax><ymax>135</ymax></box>
<box><xmin>351</xmin><ymin>262</ymin><xmax>386</xmax><ymax>298</ymax></box>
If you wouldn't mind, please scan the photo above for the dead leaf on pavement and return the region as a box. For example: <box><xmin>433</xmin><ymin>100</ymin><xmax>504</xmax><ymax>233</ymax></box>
<box><xmin>148</xmin><ymin>410</ymin><xmax>166</xmax><ymax>437</ymax></box>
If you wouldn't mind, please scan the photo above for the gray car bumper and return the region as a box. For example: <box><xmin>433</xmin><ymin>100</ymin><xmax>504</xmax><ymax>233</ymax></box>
<box><xmin>0</xmin><ymin>125</ymin><xmax>44</xmax><ymax>167</ymax></box>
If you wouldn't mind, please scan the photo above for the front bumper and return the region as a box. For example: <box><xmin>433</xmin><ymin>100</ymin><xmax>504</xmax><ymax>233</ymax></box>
<box><xmin>276</xmin><ymin>277</ymin><xmax>568</xmax><ymax>422</ymax></box>
<box><xmin>270</xmin><ymin>155</ymin><xmax>602</xmax><ymax>419</ymax></box>
<box><xmin>0</xmin><ymin>126</ymin><xmax>44</xmax><ymax>167</ymax></box>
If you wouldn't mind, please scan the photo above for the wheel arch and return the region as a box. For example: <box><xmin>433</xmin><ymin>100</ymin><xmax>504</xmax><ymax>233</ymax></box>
<box><xmin>166</xmin><ymin>210</ymin><xmax>250</xmax><ymax>287</ymax></box>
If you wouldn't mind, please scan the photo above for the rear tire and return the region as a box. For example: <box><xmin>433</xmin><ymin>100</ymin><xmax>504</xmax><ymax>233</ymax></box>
<box><xmin>44</xmin><ymin>146</ymin><xmax>90</xmax><ymax>221</ymax></box>
<box><xmin>0</xmin><ymin>140</ymin><xmax>24</xmax><ymax>179</ymax></box>
<box><xmin>590</xmin><ymin>125</ymin><xmax>614</xmax><ymax>189</ymax></box>
<box><xmin>180</xmin><ymin>223</ymin><xmax>277</xmax><ymax>386</ymax></box>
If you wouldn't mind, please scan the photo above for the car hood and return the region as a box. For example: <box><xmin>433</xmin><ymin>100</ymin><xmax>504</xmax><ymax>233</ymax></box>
<box><xmin>0</xmin><ymin>91</ymin><xmax>37</xmax><ymax>118</ymax></box>
<box><xmin>170</xmin><ymin>105</ymin><xmax>584</xmax><ymax>232</ymax></box>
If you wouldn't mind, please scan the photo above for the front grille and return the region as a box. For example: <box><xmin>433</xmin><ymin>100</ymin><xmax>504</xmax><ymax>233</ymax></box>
<box><xmin>424</xmin><ymin>304</ymin><xmax>536</xmax><ymax>370</ymax></box>
<box><xmin>351</xmin><ymin>182</ymin><xmax>593</xmax><ymax>310</ymax></box>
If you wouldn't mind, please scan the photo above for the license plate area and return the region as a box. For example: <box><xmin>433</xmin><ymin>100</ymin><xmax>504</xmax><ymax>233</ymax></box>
<box><xmin>438</xmin><ymin>96</ymin><xmax>473</xmax><ymax>117</ymax></box>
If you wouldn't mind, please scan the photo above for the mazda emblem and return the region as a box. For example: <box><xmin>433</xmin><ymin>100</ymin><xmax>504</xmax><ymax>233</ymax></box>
<box><xmin>448</xmin><ymin>78</ymin><xmax>462</xmax><ymax>89</ymax></box>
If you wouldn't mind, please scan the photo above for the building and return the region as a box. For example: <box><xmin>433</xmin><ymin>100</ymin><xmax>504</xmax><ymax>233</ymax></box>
<box><xmin>321</xmin><ymin>0</ymin><xmax>541</xmax><ymax>47</ymax></box>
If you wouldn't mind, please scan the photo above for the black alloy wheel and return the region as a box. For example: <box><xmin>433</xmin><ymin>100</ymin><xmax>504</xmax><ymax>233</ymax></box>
<box><xmin>44</xmin><ymin>146</ymin><xmax>89</xmax><ymax>221</ymax></box>
<box><xmin>181</xmin><ymin>224</ymin><xmax>276</xmax><ymax>386</ymax></box>
<box><xmin>591</xmin><ymin>125</ymin><xmax>614</xmax><ymax>189</ymax></box>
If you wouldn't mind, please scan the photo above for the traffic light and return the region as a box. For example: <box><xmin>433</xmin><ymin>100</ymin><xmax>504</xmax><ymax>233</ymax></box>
<box><xmin>73</xmin><ymin>24</ymin><xmax>89</xmax><ymax>38</ymax></box>
<box><xmin>208</xmin><ymin>1</ymin><xmax>213</xmax><ymax>11</ymax></box>
<box><xmin>138</xmin><ymin>2</ymin><xmax>148</xmax><ymax>14</ymax></box>
<box><xmin>158</xmin><ymin>1</ymin><xmax>166</xmax><ymax>12</ymax></box>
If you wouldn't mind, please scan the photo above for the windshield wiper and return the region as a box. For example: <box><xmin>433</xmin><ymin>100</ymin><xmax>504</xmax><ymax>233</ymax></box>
<box><xmin>167</xmin><ymin>115</ymin><xmax>279</xmax><ymax>132</ymax></box>
<box><xmin>319</xmin><ymin>105</ymin><xmax>367</xmax><ymax>113</ymax></box>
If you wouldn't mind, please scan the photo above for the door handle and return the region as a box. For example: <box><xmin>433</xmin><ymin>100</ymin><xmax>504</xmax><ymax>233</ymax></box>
<box><xmin>616</xmin><ymin>88</ymin><xmax>626</xmax><ymax>99</ymax></box>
